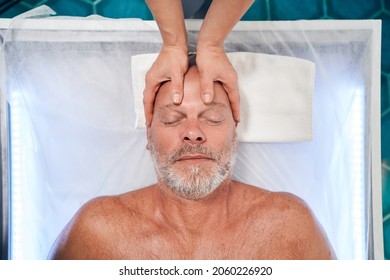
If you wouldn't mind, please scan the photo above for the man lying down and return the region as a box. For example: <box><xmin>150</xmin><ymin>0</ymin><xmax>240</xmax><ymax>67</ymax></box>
<box><xmin>49</xmin><ymin>55</ymin><xmax>336</xmax><ymax>260</ymax></box>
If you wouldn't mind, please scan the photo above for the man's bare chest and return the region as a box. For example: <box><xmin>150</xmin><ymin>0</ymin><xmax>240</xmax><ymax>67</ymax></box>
<box><xmin>102</xmin><ymin>222</ymin><xmax>284</xmax><ymax>259</ymax></box>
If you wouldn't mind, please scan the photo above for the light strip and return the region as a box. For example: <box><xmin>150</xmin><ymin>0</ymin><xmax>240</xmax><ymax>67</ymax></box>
<box><xmin>351</xmin><ymin>88</ymin><xmax>366</xmax><ymax>259</ymax></box>
<box><xmin>9</xmin><ymin>91</ymin><xmax>23</xmax><ymax>260</ymax></box>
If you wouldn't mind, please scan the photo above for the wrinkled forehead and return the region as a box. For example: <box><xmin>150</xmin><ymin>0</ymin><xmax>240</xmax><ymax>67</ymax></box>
<box><xmin>154</xmin><ymin>66</ymin><xmax>231</xmax><ymax>110</ymax></box>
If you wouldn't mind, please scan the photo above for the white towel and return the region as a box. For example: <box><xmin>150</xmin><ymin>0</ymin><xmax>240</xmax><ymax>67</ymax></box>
<box><xmin>131</xmin><ymin>52</ymin><xmax>315</xmax><ymax>142</ymax></box>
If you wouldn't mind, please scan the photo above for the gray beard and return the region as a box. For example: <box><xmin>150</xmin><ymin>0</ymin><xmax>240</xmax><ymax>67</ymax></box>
<box><xmin>149</xmin><ymin>136</ymin><xmax>237</xmax><ymax>200</ymax></box>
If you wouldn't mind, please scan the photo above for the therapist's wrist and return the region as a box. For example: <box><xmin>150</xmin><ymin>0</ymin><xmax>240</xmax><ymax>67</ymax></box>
<box><xmin>196</xmin><ymin>33</ymin><xmax>225</xmax><ymax>53</ymax></box>
<box><xmin>161</xmin><ymin>42</ymin><xmax>188</xmax><ymax>55</ymax></box>
<box><xmin>161</xmin><ymin>31</ymin><xmax>188</xmax><ymax>49</ymax></box>
<box><xmin>161</xmin><ymin>29</ymin><xmax>188</xmax><ymax>53</ymax></box>
<box><xmin>196</xmin><ymin>43</ymin><xmax>225</xmax><ymax>55</ymax></box>
<box><xmin>197</xmin><ymin>34</ymin><xmax>224</xmax><ymax>48</ymax></box>
<box><xmin>197</xmin><ymin>27</ymin><xmax>226</xmax><ymax>51</ymax></box>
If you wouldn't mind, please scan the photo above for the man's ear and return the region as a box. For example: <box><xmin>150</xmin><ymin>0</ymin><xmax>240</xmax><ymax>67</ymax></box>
<box><xmin>146</xmin><ymin>126</ymin><xmax>151</xmax><ymax>150</ymax></box>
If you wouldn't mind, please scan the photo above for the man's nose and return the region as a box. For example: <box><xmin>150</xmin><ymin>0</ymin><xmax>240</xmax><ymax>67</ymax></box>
<box><xmin>181</xmin><ymin>120</ymin><xmax>206</xmax><ymax>144</ymax></box>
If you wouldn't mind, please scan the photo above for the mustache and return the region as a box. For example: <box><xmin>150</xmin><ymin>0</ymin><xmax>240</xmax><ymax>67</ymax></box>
<box><xmin>168</xmin><ymin>145</ymin><xmax>220</xmax><ymax>162</ymax></box>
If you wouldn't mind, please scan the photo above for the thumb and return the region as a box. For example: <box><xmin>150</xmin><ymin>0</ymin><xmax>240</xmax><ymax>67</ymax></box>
<box><xmin>170</xmin><ymin>73</ymin><xmax>184</xmax><ymax>104</ymax></box>
<box><xmin>200</xmin><ymin>76</ymin><xmax>214</xmax><ymax>104</ymax></box>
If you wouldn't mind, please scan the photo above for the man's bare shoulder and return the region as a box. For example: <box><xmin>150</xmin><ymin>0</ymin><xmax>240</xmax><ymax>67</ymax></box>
<box><xmin>48</xmin><ymin>185</ymin><xmax>158</xmax><ymax>259</ymax></box>
<box><xmin>67</xmin><ymin>185</ymin><xmax>158</xmax><ymax>228</ymax></box>
<box><xmin>231</xmin><ymin>181</ymin><xmax>336</xmax><ymax>259</ymax></box>
<box><xmin>232</xmin><ymin>180</ymin><xmax>315</xmax><ymax>216</ymax></box>
<box><xmin>231</xmin><ymin>180</ymin><xmax>305</xmax><ymax>211</ymax></box>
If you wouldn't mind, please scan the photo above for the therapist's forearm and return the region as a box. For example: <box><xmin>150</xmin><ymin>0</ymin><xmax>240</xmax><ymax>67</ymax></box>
<box><xmin>145</xmin><ymin>0</ymin><xmax>188</xmax><ymax>50</ymax></box>
<box><xmin>197</xmin><ymin>0</ymin><xmax>254</xmax><ymax>50</ymax></box>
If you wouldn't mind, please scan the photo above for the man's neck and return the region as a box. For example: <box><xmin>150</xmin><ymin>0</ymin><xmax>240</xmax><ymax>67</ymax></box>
<box><xmin>155</xmin><ymin>180</ymin><xmax>233</xmax><ymax>236</ymax></box>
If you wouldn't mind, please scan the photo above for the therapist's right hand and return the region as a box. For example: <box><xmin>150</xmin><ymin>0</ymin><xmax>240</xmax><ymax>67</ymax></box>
<box><xmin>143</xmin><ymin>45</ymin><xmax>188</xmax><ymax>127</ymax></box>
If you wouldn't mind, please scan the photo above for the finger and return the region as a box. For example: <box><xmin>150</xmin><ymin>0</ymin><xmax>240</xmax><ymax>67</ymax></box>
<box><xmin>222</xmin><ymin>82</ymin><xmax>240</xmax><ymax>123</ymax></box>
<box><xmin>170</xmin><ymin>72</ymin><xmax>184</xmax><ymax>104</ymax></box>
<box><xmin>143</xmin><ymin>83</ymin><xmax>159</xmax><ymax>127</ymax></box>
<box><xmin>200</xmin><ymin>74</ymin><xmax>215</xmax><ymax>104</ymax></box>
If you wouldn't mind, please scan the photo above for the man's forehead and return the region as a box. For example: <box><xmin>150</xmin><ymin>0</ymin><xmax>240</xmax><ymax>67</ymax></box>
<box><xmin>154</xmin><ymin>73</ymin><xmax>231</xmax><ymax>111</ymax></box>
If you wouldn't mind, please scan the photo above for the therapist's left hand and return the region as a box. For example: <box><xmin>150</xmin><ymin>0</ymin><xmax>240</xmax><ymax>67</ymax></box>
<box><xmin>196</xmin><ymin>47</ymin><xmax>240</xmax><ymax>123</ymax></box>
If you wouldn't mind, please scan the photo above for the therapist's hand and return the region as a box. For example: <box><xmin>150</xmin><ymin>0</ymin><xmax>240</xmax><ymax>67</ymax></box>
<box><xmin>143</xmin><ymin>45</ymin><xmax>188</xmax><ymax>127</ymax></box>
<box><xmin>196</xmin><ymin>47</ymin><xmax>240</xmax><ymax>123</ymax></box>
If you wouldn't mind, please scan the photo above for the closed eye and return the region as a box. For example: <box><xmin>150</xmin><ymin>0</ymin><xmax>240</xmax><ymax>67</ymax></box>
<box><xmin>161</xmin><ymin>119</ymin><xmax>183</xmax><ymax>126</ymax></box>
<box><xmin>200</xmin><ymin>108</ymin><xmax>227</xmax><ymax>125</ymax></box>
<box><xmin>200</xmin><ymin>115</ymin><xmax>226</xmax><ymax>125</ymax></box>
<box><xmin>158</xmin><ymin>113</ymin><xmax>186</xmax><ymax>126</ymax></box>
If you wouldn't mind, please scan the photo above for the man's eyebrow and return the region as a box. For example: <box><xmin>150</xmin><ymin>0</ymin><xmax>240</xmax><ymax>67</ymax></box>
<box><xmin>157</xmin><ymin>104</ymin><xmax>178</xmax><ymax>111</ymax></box>
<box><xmin>206</xmin><ymin>102</ymin><xmax>229</xmax><ymax>109</ymax></box>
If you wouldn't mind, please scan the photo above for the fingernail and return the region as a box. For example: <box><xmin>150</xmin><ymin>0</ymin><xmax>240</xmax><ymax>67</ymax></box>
<box><xmin>173</xmin><ymin>93</ymin><xmax>180</xmax><ymax>103</ymax></box>
<box><xmin>204</xmin><ymin>93</ymin><xmax>211</xmax><ymax>103</ymax></box>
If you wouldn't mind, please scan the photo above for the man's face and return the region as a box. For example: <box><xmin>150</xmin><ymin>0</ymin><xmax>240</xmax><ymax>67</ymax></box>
<box><xmin>147</xmin><ymin>66</ymin><xmax>238</xmax><ymax>200</ymax></box>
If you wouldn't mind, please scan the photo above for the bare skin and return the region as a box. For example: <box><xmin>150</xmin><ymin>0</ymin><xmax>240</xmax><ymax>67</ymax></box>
<box><xmin>49</xmin><ymin>65</ymin><xmax>336</xmax><ymax>260</ymax></box>
<box><xmin>49</xmin><ymin>182</ymin><xmax>335</xmax><ymax>259</ymax></box>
